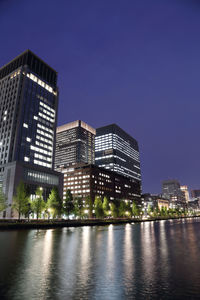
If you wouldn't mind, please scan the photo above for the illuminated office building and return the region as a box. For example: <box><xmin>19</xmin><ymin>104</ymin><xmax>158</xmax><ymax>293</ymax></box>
<box><xmin>180</xmin><ymin>185</ymin><xmax>189</xmax><ymax>203</ymax></box>
<box><xmin>55</xmin><ymin>120</ymin><xmax>96</xmax><ymax>171</ymax></box>
<box><xmin>63</xmin><ymin>163</ymin><xmax>141</xmax><ymax>203</ymax></box>
<box><xmin>95</xmin><ymin>124</ymin><xmax>141</xmax><ymax>183</ymax></box>
<box><xmin>0</xmin><ymin>50</ymin><xmax>63</xmax><ymax>217</ymax></box>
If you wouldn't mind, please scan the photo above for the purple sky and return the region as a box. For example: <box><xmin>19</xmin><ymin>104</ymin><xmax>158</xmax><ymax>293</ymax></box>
<box><xmin>1</xmin><ymin>0</ymin><xmax>200</xmax><ymax>194</ymax></box>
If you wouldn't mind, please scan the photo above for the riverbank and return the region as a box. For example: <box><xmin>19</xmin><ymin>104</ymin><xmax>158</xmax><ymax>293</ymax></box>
<box><xmin>0</xmin><ymin>215</ymin><xmax>199</xmax><ymax>230</ymax></box>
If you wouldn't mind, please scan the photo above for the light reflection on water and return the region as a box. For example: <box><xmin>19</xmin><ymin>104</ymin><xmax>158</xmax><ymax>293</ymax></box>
<box><xmin>0</xmin><ymin>218</ymin><xmax>200</xmax><ymax>299</ymax></box>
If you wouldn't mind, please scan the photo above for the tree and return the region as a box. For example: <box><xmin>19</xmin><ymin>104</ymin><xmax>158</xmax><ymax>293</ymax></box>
<box><xmin>47</xmin><ymin>187</ymin><xmax>63</xmax><ymax>219</ymax></box>
<box><xmin>110</xmin><ymin>202</ymin><xmax>118</xmax><ymax>218</ymax></box>
<box><xmin>63</xmin><ymin>189</ymin><xmax>74</xmax><ymax>219</ymax></box>
<box><xmin>152</xmin><ymin>204</ymin><xmax>159</xmax><ymax>217</ymax></box>
<box><xmin>118</xmin><ymin>201</ymin><xmax>126</xmax><ymax>217</ymax></box>
<box><xmin>74</xmin><ymin>197</ymin><xmax>84</xmax><ymax>218</ymax></box>
<box><xmin>132</xmin><ymin>201</ymin><xmax>140</xmax><ymax>218</ymax></box>
<box><xmin>12</xmin><ymin>181</ymin><xmax>29</xmax><ymax>220</ymax></box>
<box><xmin>168</xmin><ymin>208</ymin><xmax>174</xmax><ymax>217</ymax></box>
<box><xmin>85</xmin><ymin>195</ymin><xmax>93</xmax><ymax>218</ymax></box>
<box><xmin>160</xmin><ymin>206</ymin><xmax>168</xmax><ymax>217</ymax></box>
<box><xmin>31</xmin><ymin>187</ymin><xmax>46</xmax><ymax>220</ymax></box>
<box><xmin>94</xmin><ymin>196</ymin><xmax>104</xmax><ymax>218</ymax></box>
<box><xmin>147</xmin><ymin>204</ymin><xmax>153</xmax><ymax>216</ymax></box>
<box><xmin>175</xmin><ymin>208</ymin><xmax>182</xmax><ymax>217</ymax></box>
<box><xmin>0</xmin><ymin>187</ymin><xmax>7</xmax><ymax>213</ymax></box>
<box><xmin>125</xmin><ymin>201</ymin><xmax>132</xmax><ymax>217</ymax></box>
<box><xmin>102</xmin><ymin>196</ymin><xmax>110</xmax><ymax>217</ymax></box>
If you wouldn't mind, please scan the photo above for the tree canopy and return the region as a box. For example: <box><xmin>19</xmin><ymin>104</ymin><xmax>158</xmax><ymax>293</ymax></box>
<box><xmin>31</xmin><ymin>187</ymin><xmax>45</xmax><ymax>220</ymax></box>
<box><xmin>47</xmin><ymin>187</ymin><xmax>63</xmax><ymax>219</ymax></box>
<box><xmin>12</xmin><ymin>181</ymin><xmax>29</xmax><ymax>220</ymax></box>
<box><xmin>94</xmin><ymin>196</ymin><xmax>104</xmax><ymax>218</ymax></box>
<box><xmin>0</xmin><ymin>187</ymin><xmax>7</xmax><ymax>213</ymax></box>
<box><xmin>63</xmin><ymin>189</ymin><xmax>74</xmax><ymax>218</ymax></box>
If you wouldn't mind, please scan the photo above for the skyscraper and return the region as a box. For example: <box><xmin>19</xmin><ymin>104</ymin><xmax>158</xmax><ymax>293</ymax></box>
<box><xmin>55</xmin><ymin>120</ymin><xmax>96</xmax><ymax>171</ymax></box>
<box><xmin>95</xmin><ymin>124</ymin><xmax>141</xmax><ymax>183</ymax></box>
<box><xmin>0</xmin><ymin>50</ymin><xmax>62</xmax><ymax>217</ymax></box>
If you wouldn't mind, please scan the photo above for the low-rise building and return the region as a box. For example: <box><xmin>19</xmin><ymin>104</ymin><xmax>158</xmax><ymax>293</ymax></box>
<box><xmin>62</xmin><ymin>163</ymin><xmax>141</xmax><ymax>204</ymax></box>
<box><xmin>141</xmin><ymin>193</ymin><xmax>169</xmax><ymax>214</ymax></box>
<box><xmin>157</xmin><ymin>198</ymin><xmax>169</xmax><ymax>210</ymax></box>
<box><xmin>2</xmin><ymin>161</ymin><xmax>63</xmax><ymax>218</ymax></box>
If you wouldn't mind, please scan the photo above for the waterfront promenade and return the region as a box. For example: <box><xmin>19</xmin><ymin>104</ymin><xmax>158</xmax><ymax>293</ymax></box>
<box><xmin>0</xmin><ymin>215</ymin><xmax>199</xmax><ymax>230</ymax></box>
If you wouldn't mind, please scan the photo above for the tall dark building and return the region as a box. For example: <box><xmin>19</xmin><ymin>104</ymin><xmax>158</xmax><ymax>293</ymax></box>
<box><xmin>0</xmin><ymin>50</ymin><xmax>63</xmax><ymax>218</ymax></box>
<box><xmin>55</xmin><ymin>120</ymin><xmax>96</xmax><ymax>171</ymax></box>
<box><xmin>95</xmin><ymin>124</ymin><xmax>141</xmax><ymax>183</ymax></box>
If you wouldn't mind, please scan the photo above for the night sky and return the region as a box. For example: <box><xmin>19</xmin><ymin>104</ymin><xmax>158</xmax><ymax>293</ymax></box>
<box><xmin>1</xmin><ymin>0</ymin><xmax>200</xmax><ymax>194</ymax></box>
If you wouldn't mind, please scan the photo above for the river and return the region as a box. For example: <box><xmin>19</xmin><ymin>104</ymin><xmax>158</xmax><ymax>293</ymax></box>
<box><xmin>0</xmin><ymin>218</ymin><xmax>200</xmax><ymax>299</ymax></box>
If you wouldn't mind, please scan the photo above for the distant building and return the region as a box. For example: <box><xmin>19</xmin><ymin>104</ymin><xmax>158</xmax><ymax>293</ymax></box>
<box><xmin>55</xmin><ymin>120</ymin><xmax>96</xmax><ymax>171</ymax></box>
<box><xmin>162</xmin><ymin>180</ymin><xmax>185</xmax><ymax>204</ymax></box>
<box><xmin>162</xmin><ymin>180</ymin><xmax>180</xmax><ymax>199</ymax></box>
<box><xmin>191</xmin><ymin>190</ymin><xmax>200</xmax><ymax>199</ymax></box>
<box><xmin>180</xmin><ymin>185</ymin><xmax>189</xmax><ymax>203</ymax></box>
<box><xmin>0</xmin><ymin>50</ymin><xmax>63</xmax><ymax>217</ymax></box>
<box><xmin>142</xmin><ymin>193</ymin><xmax>169</xmax><ymax>211</ymax></box>
<box><xmin>62</xmin><ymin>163</ymin><xmax>141</xmax><ymax>204</ymax></box>
<box><xmin>157</xmin><ymin>198</ymin><xmax>169</xmax><ymax>210</ymax></box>
<box><xmin>188</xmin><ymin>199</ymin><xmax>200</xmax><ymax>211</ymax></box>
<box><xmin>95</xmin><ymin>124</ymin><xmax>141</xmax><ymax>184</ymax></box>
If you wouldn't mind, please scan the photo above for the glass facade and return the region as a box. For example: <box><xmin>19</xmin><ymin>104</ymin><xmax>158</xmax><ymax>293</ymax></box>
<box><xmin>24</xmin><ymin>168</ymin><xmax>59</xmax><ymax>185</ymax></box>
<box><xmin>55</xmin><ymin>120</ymin><xmax>96</xmax><ymax>171</ymax></box>
<box><xmin>16</xmin><ymin>71</ymin><xmax>56</xmax><ymax>168</ymax></box>
<box><xmin>95</xmin><ymin>124</ymin><xmax>141</xmax><ymax>182</ymax></box>
<box><xmin>0</xmin><ymin>50</ymin><xmax>58</xmax><ymax>172</ymax></box>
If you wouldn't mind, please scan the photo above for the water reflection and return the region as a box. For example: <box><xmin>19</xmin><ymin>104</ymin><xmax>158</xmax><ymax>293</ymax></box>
<box><xmin>1</xmin><ymin>218</ymin><xmax>200</xmax><ymax>299</ymax></box>
<box><xmin>141</xmin><ymin>221</ymin><xmax>156</xmax><ymax>288</ymax></box>
<box><xmin>107</xmin><ymin>224</ymin><xmax>114</xmax><ymax>275</ymax></box>
<box><xmin>80</xmin><ymin>227</ymin><xmax>91</xmax><ymax>287</ymax></box>
<box><xmin>39</xmin><ymin>230</ymin><xmax>53</xmax><ymax>298</ymax></box>
<box><xmin>123</xmin><ymin>223</ymin><xmax>134</xmax><ymax>291</ymax></box>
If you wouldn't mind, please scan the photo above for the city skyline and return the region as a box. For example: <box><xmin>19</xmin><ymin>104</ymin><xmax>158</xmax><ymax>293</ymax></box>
<box><xmin>1</xmin><ymin>0</ymin><xmax>200</xmax><ymax>193</ymax></box>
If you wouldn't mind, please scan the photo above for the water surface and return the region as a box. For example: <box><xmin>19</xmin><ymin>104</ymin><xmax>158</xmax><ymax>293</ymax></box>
<box><xmin>0</xmin><ymin>218</ymin><xmax>200</xmax><ymax>299</ymax></box>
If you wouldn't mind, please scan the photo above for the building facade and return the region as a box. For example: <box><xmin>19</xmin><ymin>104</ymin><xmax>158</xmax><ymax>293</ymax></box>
<box><xmin>0</xmin><ymin>50</ymin><xmax>63</xmax><ymax>217</ymax></box>
<box><xmin>63</xmin><ymin>163</ymin><xmax>141</xmax><ymax>203</ymax></box>
<box><xmin>180</xmin><ymin>185</ymin><xmax>189</xmax><ymax>203</ymax></box>
<box><xmin>162</xmin><ymin>180</ymin><xmax>183</xmax><ymax>201</ymax></box>
<box><xmin>142</xmin><ymin>193</ymin><xmax>169</xmax><ymax>211</ymax></box>
<box><xmin>95</xmin><ymin>124</ymin><xmax>141</xmax><ymax>184</ymax></box>
<box><xmin>55</xmin><ymin>120</ymin><xmax>96</xmax><ymax>171</ymax></box>
<box><xmin>191</xmin><ymin>190</ymin><xmax>200</xmax><ymax>199</ymax></box>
